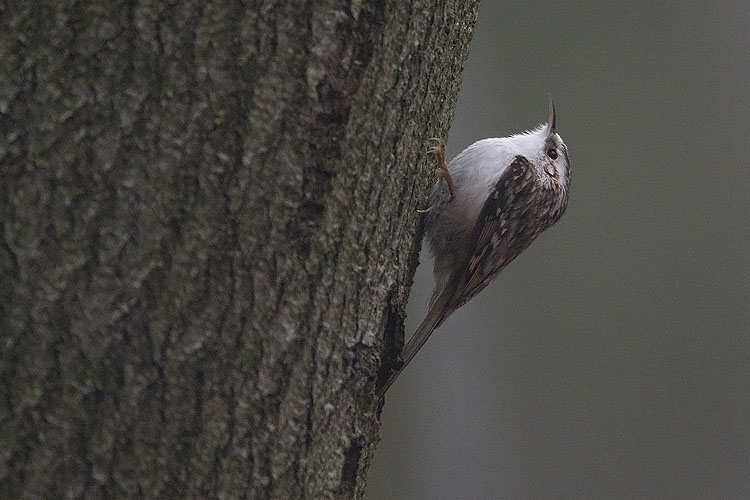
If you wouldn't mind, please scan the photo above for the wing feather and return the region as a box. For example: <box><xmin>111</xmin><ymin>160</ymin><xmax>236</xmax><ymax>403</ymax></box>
<box><xmin>453</xmin><ymin>155</ymin><xmax>538</xmax><ymax>308</ymax></box>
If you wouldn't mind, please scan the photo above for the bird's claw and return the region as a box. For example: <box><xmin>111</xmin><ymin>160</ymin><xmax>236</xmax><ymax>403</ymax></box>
<box><xmin>418</xmin><ymin>138</ymin><xmax>454</xmax><ymax>213</ymax></box>
<box><xmin>426</xmin><ymin>137</ymin><xmax>445</xmax><ymax>157</ymax></box>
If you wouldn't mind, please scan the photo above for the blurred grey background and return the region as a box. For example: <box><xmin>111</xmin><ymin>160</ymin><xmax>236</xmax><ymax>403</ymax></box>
<box><xmin>366</xmin><ymin>2</ymin><xmax>749</xmax><ymax>499</ymax></box>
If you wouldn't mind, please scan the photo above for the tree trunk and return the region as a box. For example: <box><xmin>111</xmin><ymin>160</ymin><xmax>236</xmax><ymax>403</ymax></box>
<box><xmin>0</xmin><ymin>0</ymin><xmax>478</xmax><ymax>498</ymax></box>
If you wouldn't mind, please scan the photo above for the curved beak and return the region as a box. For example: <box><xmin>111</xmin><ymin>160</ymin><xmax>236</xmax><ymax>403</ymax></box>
<box><xmin>545</xmin><ymin>95</ymin><xmax>556</xmax><ymax>137</ymax></box>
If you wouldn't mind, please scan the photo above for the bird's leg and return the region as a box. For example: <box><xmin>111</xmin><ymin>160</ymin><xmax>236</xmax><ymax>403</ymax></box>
<box><xmin>418</xmin><ymin>138</ymin><xmax>454</xmax><ymax>213</ymax></box>
<box><xmin>429</xmin><ymin>138</ymin><xmax>454</xmax><ymax>199</ymax></box>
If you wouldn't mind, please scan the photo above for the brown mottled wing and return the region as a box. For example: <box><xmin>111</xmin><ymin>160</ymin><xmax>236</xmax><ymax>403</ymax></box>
<box><xmin>451</xmin><ymin>155</ymin><xmax>539</xmax><ymax>310</ymax></box>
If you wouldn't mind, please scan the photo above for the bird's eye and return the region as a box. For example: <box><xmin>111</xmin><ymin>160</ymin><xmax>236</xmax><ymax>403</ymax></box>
<box><xmin>547</xmin><ymin>148</ymin><xmax>558</xmax><ymax>160</ymax></box>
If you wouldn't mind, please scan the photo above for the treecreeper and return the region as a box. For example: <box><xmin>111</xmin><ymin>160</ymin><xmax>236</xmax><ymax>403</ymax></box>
<box><xmin>378</xmin><ymin>97</ymin><xmax>571</xmax><ymax>397</ymax></box>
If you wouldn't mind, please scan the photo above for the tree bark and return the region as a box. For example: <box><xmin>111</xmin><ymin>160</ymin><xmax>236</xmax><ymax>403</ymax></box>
<box><xmin>0</xmin><ymin>0</ymin><xmax>478</xmax><ymax>498</ymax></box>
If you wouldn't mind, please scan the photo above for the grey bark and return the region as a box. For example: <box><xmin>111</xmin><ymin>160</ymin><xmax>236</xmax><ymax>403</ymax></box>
<box><xmin>0</xmin><ymin>0</ymin><xmax>478</xmax><ymax>498</ymax></box>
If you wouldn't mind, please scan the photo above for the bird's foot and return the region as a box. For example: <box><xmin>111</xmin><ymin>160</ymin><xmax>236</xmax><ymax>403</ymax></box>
<box><xmin>418</xmin><ymin>138</ymin><xmax>454</xmax><ymax>213</ymax></box>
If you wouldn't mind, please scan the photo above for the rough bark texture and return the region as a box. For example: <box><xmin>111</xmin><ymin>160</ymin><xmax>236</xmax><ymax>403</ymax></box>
<box><xmin>0</xmin><ymin>0</ymin><xmax>478</xmax><ymax>498</ymax></box>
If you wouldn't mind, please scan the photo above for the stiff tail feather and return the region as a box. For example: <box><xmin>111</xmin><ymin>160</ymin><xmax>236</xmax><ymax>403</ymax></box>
<box><xmin>377</xmin><ymin>284</ymin><xmax>458</xmax><ymax>397</ymax></box>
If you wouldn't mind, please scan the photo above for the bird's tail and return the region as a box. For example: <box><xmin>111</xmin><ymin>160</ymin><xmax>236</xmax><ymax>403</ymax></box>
<box><xmin>376</xmin><ymin>284</ymin><xmax>457</xmax><ymax>397</ymax></box>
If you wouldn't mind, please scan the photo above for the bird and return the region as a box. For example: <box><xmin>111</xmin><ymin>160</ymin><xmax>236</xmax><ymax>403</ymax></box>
<box><xmin>378</xmin><ymin>97</ymin><xmax>570</xmax><ymax>397</ymax></box>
